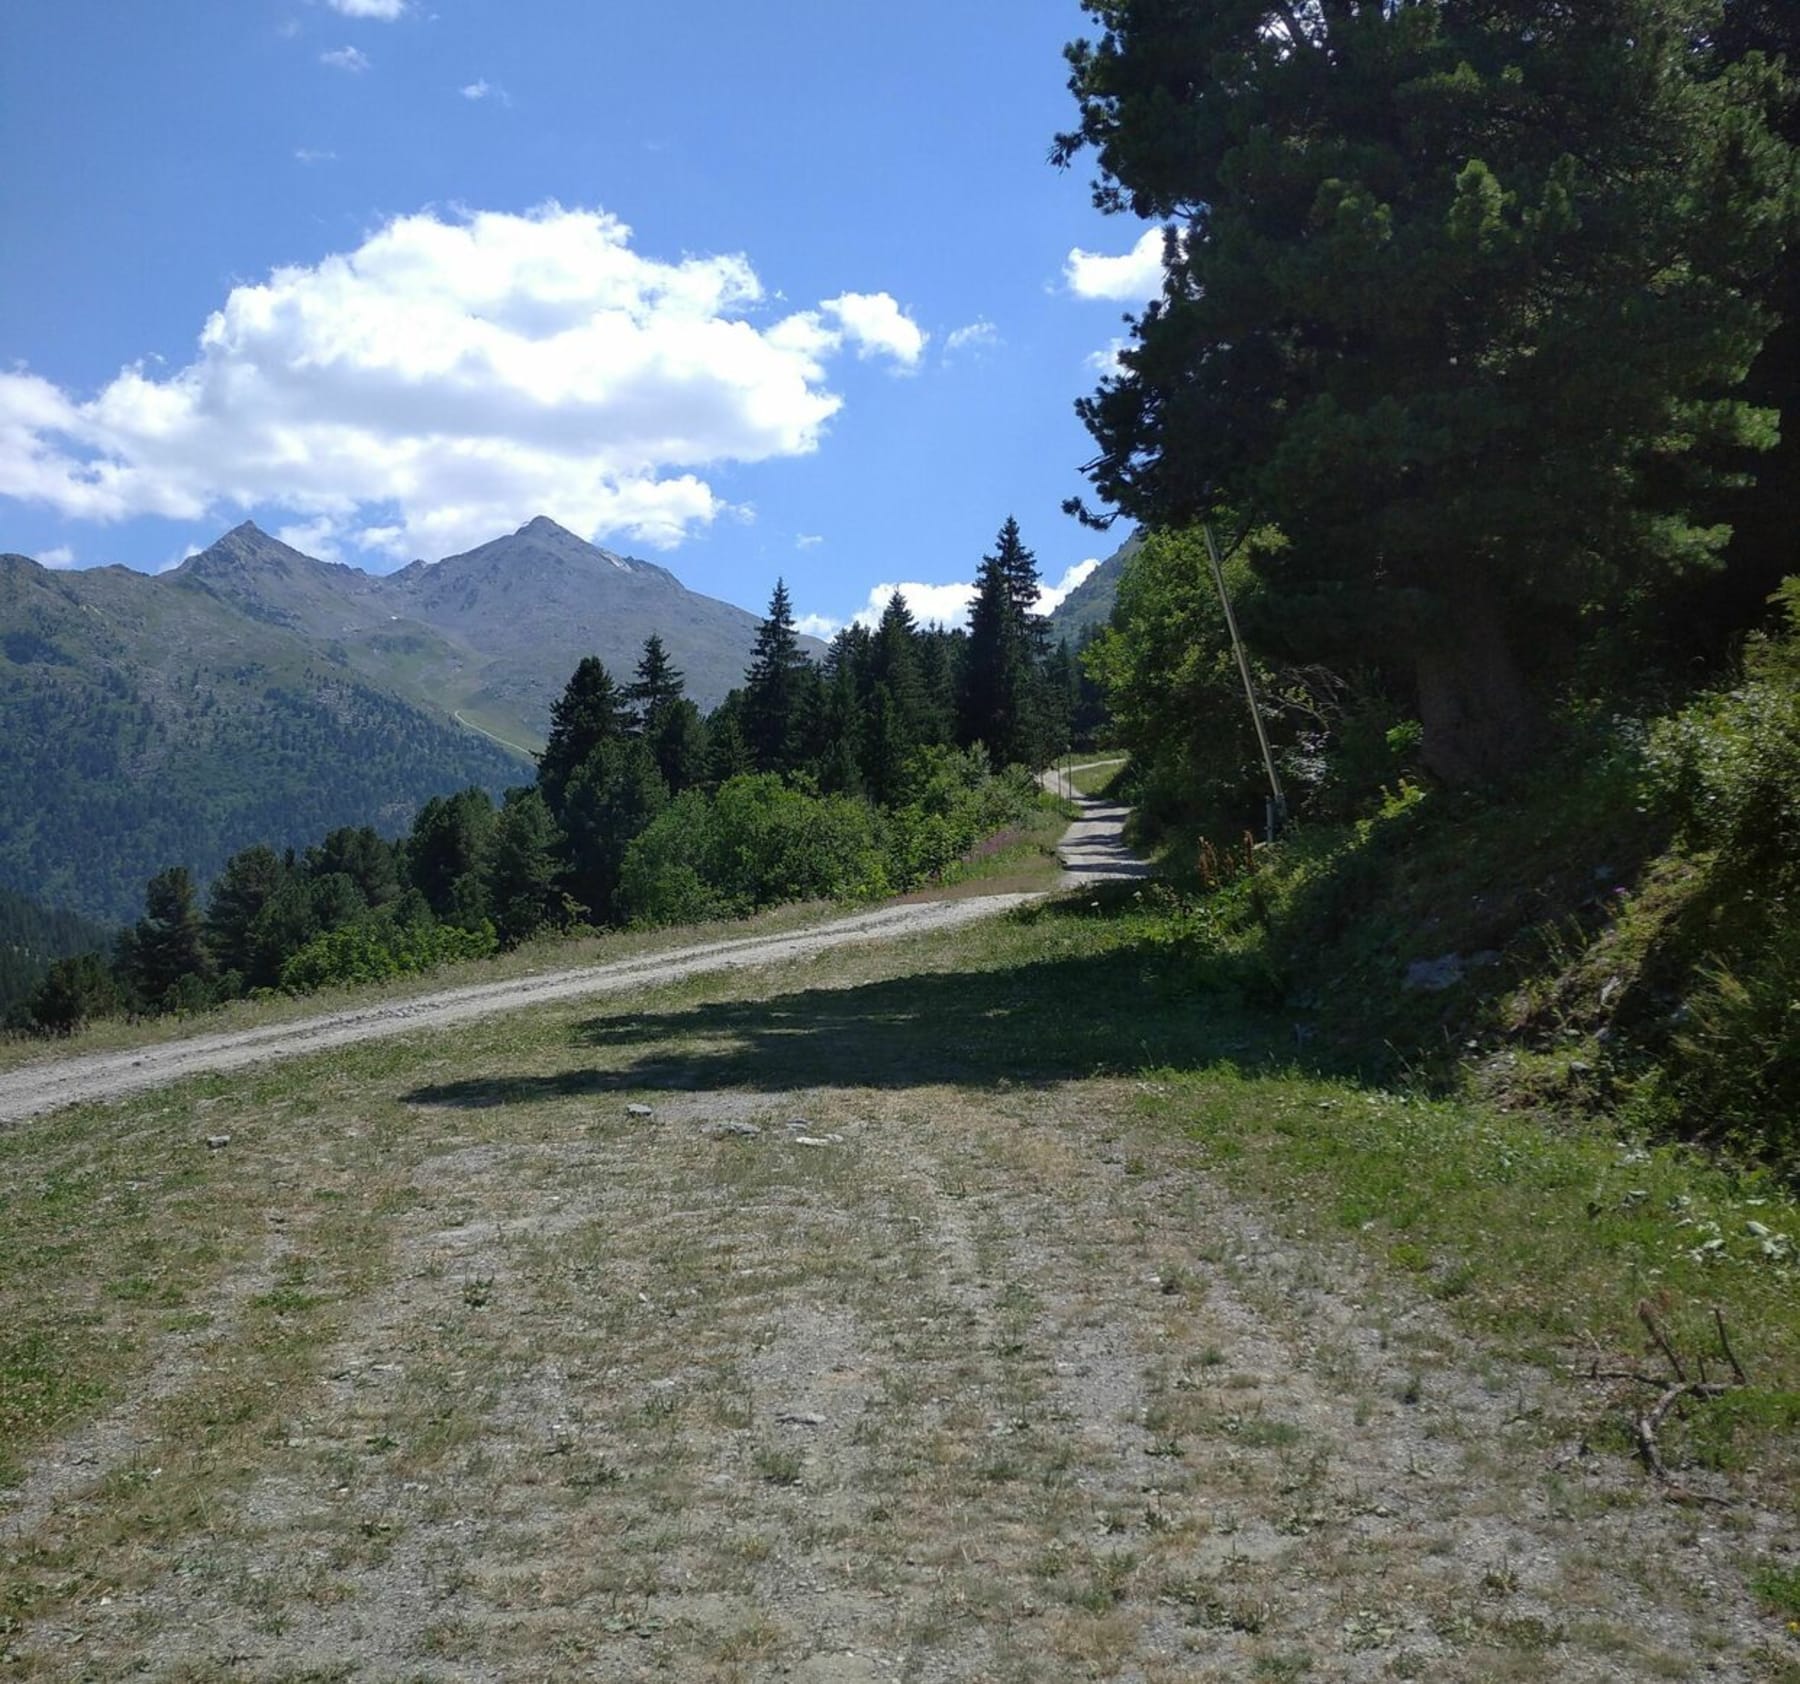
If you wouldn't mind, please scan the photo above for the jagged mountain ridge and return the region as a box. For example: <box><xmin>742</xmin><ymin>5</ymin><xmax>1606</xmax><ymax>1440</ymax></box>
<box><xmin>169</xmin><ymin>515</ymin><xmax>808</xmax><ymax>734</ymax></box>
<box><xmin>0</xmin><ymin>517</ymin><xmax>818</xmax><ymax>921</ymax></box>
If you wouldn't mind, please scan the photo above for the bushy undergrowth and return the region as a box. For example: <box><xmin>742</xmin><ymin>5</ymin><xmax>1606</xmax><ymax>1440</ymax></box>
<box><xmin>620</xmin><ymin>750</ymin><xmax>1039</xmax><ymax>928</ymax></box>
<box><xmin>1631</xmin><ymin>580</ymin><xmax>1800</xmax><ymax>1169</ymax></box>
<box><xmin>1110</xmin><ymin>581</ymin><xmax>1800</xmax><ymax>1178</ymax></box>
<box><xmin>278</xmin><ymin>910</ymin><xmax>499</xmax><ymax>993</ymax></box>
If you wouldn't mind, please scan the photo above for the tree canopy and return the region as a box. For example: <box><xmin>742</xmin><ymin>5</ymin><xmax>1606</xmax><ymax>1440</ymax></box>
<box><xmin>1056</xmin><ymin>0</ymin><xmax>1796</xmax><ymax>781</ymax></box>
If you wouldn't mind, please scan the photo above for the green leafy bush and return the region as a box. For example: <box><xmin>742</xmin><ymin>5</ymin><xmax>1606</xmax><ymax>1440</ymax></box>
<box><xmin>619</xmin><ymin>756</ymin><xmax>1036</xmax><ymax>926</ymax></box>
<box><xmin>1629</xmin><ymin>581</ymin><xmax>1800</xmax><ymax>1166</ymax></box>
<box><xmin>278</xmin><ymin>912</ymin><xmax>497</xmax><ymax>994</ymax></box>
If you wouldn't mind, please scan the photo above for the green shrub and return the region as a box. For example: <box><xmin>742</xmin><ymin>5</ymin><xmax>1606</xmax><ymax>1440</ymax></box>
<box><xmin>278</xmin><ymin>912</ymin><xmax>497</xmax><ymax>994</ymax></box>
<box><xmin>618</xmin><ymin>792</ymin><xmax>729</xmax><ymax>927</ymax></box>
<box><xmin>1631</xmin><ymin>581</ymin><xmax>1800</xmax><ymax>1167</ymax></box>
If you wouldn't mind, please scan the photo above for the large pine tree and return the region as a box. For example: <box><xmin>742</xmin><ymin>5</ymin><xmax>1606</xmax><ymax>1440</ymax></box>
<box><xmin>626</xmin><ymin>635</ymin><xmax>686</xmax><ymax>730</ymax></box>
<box><xmin>130</xmin><ymin>866</ymin><xmax>211</xmax><ymax>1007</ymax></box>
<box><xmin>539</xmin><ymin>657</ymin><xmax>629</xmax><ymax>810</ymax></box>
<box><xmin>1055</xmin><ymin>0</ymin><xmax>1794</xmax><ymax>783</ymax></box>
<box><xmin>959</xmin><ymin>519</ymin><xmax>1056</xmax><ymax>770</ymax></box>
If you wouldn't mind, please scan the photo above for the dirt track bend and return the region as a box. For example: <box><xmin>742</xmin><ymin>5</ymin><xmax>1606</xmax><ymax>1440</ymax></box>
<box><xmin>0</xmin><ymin>796</ymin><xmax>1149</xmax><ymax>1128</ymax></box>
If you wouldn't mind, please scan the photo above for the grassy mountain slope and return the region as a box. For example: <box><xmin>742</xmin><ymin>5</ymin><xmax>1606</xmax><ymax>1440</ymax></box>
<box><xmin>0</xmin><ymin>515</ymin><xmax>830</xmax><ymax>921</ymax></box>
<box><xmin>1048</xmin><ymin>534</ymin><xmax>1138</xmax><ymax>642</ymax></box>
<box><xmin>0</xmin><ymin>554</ymin><xmax>525</xmax><ymax>922</ymax></box>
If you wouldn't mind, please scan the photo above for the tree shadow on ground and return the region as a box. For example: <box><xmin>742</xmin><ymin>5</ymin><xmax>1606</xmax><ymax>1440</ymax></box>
<box><xmin>402</xmin><ymin>925</ymin><xmax>1380</xmax><ymax>1112</ymax></box>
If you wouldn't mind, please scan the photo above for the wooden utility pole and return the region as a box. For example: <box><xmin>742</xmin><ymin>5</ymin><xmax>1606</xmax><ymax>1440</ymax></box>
<box><xmin>1202</xmin><ymin>523</ymin><xmax>1287</xmax><ymax>842</ymax></box>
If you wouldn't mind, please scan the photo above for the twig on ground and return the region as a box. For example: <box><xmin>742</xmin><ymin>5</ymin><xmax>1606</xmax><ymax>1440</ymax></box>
<box><xmin>1579</xmin><ymin>1306</ymin><xmax>1751</xmax><ymax>1485</ymax></box>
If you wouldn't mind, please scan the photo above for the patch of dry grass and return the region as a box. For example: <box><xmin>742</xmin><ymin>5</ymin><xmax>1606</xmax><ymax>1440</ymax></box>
<box><xmin>3</xmin><ymin>897</ymin><xmax>1798</xmax><ymax>1680</ymax></box>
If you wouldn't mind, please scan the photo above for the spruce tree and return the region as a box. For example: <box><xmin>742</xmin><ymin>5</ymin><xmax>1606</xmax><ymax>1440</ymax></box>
<box><xmin>743</xmin><ymin>579</ymin><xmax>813</xmax><ymax>775</ymax></box>
<box><xmin>540</xmin><ymin>657</ymin><xmax>628</xmax><ymax>810</ymax></box>
<box><xmin>487</xmin><ymin>788</ymin><xmax>571</xmax><ymax>946</ymax></box>
<box><xmin>704</xmin><ymin>694</ymin><xmax>754</xmax><ymax>787</ymax></box>
<box><xmin>626</xmin><ymin>634</ymin><xmax>686</xmax><ymax>732</ymax></box>
<box><xmin>959</xmin><ymin>518</ymin><xmax>1055</xmax><ymax>770</ymax></box>
<box><xmin>818</xmin><ymin>630</ymin><xmax>869</xmax><ymax>796</ymax></box>
<box><xmin>406</xmin><ymin>788</ymin><xmax>497</xmax><ymax>922</ymax></box>
<box><xmin>205</xmin><ymin>844</ymin><xmax>289</xmax><ymax>979</ymax></box>
<box><xmin>871</xmin><ymin>590</ymin><xmax>931</xmax><ymax>757</ymax></box>
<box><xmin>559</xmin><ymin>740</ymin><xmax>669</xmax><ymax>922</ymax></box>
<box><xmin>131</xmin><ymin>866</ymin><xmax>211</xmax><ymax>1007</ymax></box>
<box><xmin>305</xmin><ymin>826</ymin><xmax>401</xmax><ymax>907</ymax></box>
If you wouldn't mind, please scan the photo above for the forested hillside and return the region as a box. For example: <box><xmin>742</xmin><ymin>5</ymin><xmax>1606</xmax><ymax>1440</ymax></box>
<box><xmin>9</xmin><ymin>518</ymin><xmax>1095</xmax><ymax>1032</ymax></box>
<box><xmin>0</xmin><ymin>888</ymin><xmax>112</xmax><ymax>1018</ymax></box>
<box><xmin>0</xmin><ymin>554</ymin><xmax>524</xmax><ymax>921</ymax></box>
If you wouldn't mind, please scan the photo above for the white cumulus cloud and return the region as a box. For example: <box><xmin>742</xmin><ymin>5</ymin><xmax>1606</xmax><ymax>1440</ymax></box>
<box><xmin>320</xmin><ymin>45</ymin><xmax>371</xmax><ymax>72</ymax></box>
<box><xmin>324</xmin><ymin>0</ymin><xmax>406</xmax><ymax>17</ymax></box>
<box><xmin>943</xmin><ymin>319</ymin><xmax>999</xmax><ymax>360</ymax></box>
<box><xmin>37</xmin><ymin>544</ymin><xmax>76</xmax><ymax>568</ymax></box>
<box><xmin>0</xmin><ymin>204</ymin><xmax>928</xmax><ymax>562</ymax></box>
<box><xmin>461</xmin><ymin>79</ymin><xmax>509</xmax><ymax>102</ymax></box>
<box><xmin>822</xmin><ymin>293</ymin><xmax>927</xmax><ymax>368</ymax></box>
<box><xmin>1065</xmin><ymin>227</ymin><xmax>1167</xmax><ymax>301</ymax></box>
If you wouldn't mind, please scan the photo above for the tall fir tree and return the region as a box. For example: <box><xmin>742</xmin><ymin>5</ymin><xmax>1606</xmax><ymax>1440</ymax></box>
<box><xmin>818</xmin><ymin>629</ymin><xmax>870</xmax><ymax>796</ymax></box>
<box><xmin>486</xmin><ymin>788</ymin><xmax>572</xmax><ymax>946</ymax></box>
<box><xmin>205</xmin><ymin>844</ymin><xmax>289</xmax><ymax>979</ymax></box>
<box><xmin>131</xmin><ymin>866</ymin><xmax>211</xmax><ymax>1008</ymax></box>
<box><xmin>539</xmin><ymin>657</ymin><xmax>629</xmax><ymax>810</ymax></box>
<box><xmin>625</xmin><ymin>634</ymin><xmax>703</xmax><ymax>792</ymax></box>
<box><xmin>871</xmin><ymin>591</ymin><xmax>929</xmax><ymax>750</ymax></box>
<box><xmin>959</xmin><ymin>519</ymin><xmax>1058</xmax><ymax>770</ymax></box>
<box><xmin>742</xmin><ymin>579</ymin><xmax>814</xmax><ymax>775</ymax></box>
<box><xmin>704</xmin><ymin>693</ymin><xmax>755</xmax><ymax>787</ymax></box>
<box><xmin>406</xmin><ymin>788</ymin><xmax>497</xmax><ymax>923</ymax></box>
<box><xmin>304</xmin><ymin>826</ymin><xmax>401</xmax><ymax>908</ymax></box>
<box><xmin>559</xmin><ymin>740</ymin><xmax>669</xmax><ymax>922</ymax></box>
<box><xmin>626</xmin><ymin>635</ymin><xmax>686</xmax><ymax>731</ymax></box>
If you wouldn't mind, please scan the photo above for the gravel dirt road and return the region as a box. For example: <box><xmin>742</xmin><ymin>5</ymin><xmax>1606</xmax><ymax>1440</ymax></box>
<box><xmin>0</xmin><ymin>897</ymin><xmax>1034</xmax><ymax>1129</ymax></box>
<box><xmin>6</xmin><ymin>1073</ymin><xmax>1785</xmax><ymax>1679</ymax></box>
<box><xmin>0</xmin><ymin>798</ymin><xmax>1144</xmax><ymax>1129</ymax></box>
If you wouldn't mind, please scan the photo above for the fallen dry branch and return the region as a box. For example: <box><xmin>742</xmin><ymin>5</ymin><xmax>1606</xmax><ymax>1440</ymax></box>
<box><xmin>1579</xmin><ymin>1303</ymin><xmax>1751</xmax><ymax>1483</ymax></box>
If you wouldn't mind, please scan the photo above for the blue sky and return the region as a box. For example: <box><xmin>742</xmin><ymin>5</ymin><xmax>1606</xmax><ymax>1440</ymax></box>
<box><xmin>0</xmin><ymin>0</ymin><xmax>1163</xmax><ymax>631</ymax></box>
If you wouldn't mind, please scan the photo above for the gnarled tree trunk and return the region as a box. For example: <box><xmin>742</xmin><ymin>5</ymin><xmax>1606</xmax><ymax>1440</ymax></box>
<box><xmin>1412</xmin><ymin>590</ymin><xmax>1542</xmax><ymax>786</ymax></box>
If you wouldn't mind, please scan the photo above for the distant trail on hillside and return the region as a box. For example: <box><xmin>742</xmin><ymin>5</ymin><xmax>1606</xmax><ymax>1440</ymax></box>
<box><xmin>453</xmin><ymin>711</ymin><xmax>537</xmax><ymax>758</ymax></box>
<box><xmin>0</xmin><ymin>795</ymin><xmax>1150</xmax><ymax>1126</ymax></box>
